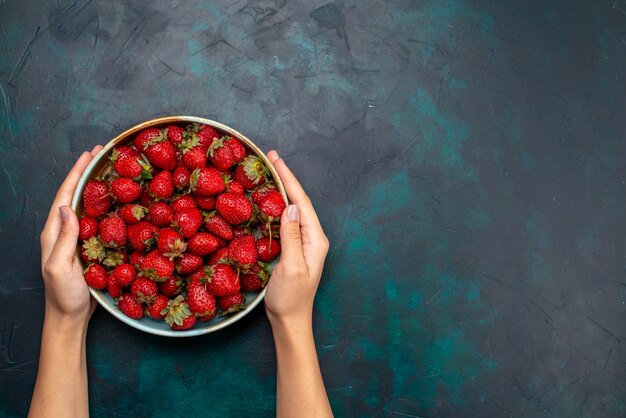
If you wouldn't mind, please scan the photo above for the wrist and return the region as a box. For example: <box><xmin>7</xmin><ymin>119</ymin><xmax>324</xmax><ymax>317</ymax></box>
<box><xmin>43</xmin><ymin>309</ymin><xmax>90</xmax><ymax>339</ymax></box>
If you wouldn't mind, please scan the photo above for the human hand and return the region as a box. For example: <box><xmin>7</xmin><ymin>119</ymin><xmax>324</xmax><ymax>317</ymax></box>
<box><xmin>264</xmin><ymin>151</ymin><xmax>330</xmax><ymax>328</ymax></box>
<box><xmin>39</xmin><ymin>146</ymin><xmax>103</xmax><ymax>326</ymax></box>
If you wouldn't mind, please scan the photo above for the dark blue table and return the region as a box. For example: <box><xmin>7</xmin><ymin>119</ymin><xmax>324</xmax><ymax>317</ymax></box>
<box><xmin>1</xmin><ymin>1</ymin><xmax>625</xmax><ymax>416</ymax></box>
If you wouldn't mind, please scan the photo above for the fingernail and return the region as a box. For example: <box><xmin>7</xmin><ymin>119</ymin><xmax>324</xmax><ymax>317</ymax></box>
<box><xmin>273</xmin><ymin>150</ymin><xmax>280</xmax><ymax>158</ymax></box>
<box><xmin>287</xmin><ymin>204</ymin><xmax>299</xmax><ymax>222</ymax></box>
<box><xmin>59</xmin><ymin>206</ymin><xmax>68</xmax><ymax>221</ymax></box>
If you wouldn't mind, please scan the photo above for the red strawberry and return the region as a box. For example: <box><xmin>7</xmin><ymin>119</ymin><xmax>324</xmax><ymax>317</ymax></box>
<box><xmin>148</xmin><ymin>201</ymin><xmax>174</xmax><ymax>227</ymax></box>
<box><xmin>147</xmin><ymin>294</ymin><xmax>170</xmax><ymax>319</ymax></box>
<box><xmin>218</xmin><ymin>292</ymin><xmax>245</xmax><ymax>313</ymax></box>
<box><xmin>187</xmin><ymin>280</ymin><xmax>217</xmax><ymax>318</ymax></box>
<box><xmin>102</xmin><ymin>249</ymin><xmax>128</xmax><ymax>268</ymax></box>
<box><xmin>107</xmin><ymin>274</ymin><xmax>123</xmax><ymax>298</ymax></box>
<box><xmin>110</xmin><ymin>177</ymin><xmax>142</xmax><ymax>204</ymax></box>
<box><xmin>234</xmin><ymin>155</ymin><xmax>268</xmax><ymax>190</ymax></box>
<box><xmin>156</xmin><ymin>228</ymin><xmax>187</xmax><ymax>258</ymax></box>
<box><xmin>171</xmin><ymin>195</ymin><xmax>197</xmax><ymax>213</ymax></box>
<box><xmin>232</xmin><ymin>225</ymin><xmax>251</xmax><ymax>238</ymax></box>
<box><xmin>258</xmin><ymin>189</ymin><xmax>286</xmax><ymax>221</ymax></box>
<box><xmin>84</xmin><ymin>264</ymin><xmax>107</xmax><ymax>289</ymax></box>
<box><xmin>148</xmin><ymin>170</ymin><xmax>174</xmax><ymax>199</ymax></box>
<box><xmin>112</xmin><ymin>263</ymin><xmax>136</xmax><ymax>287</ymax></box>
<box><xmin>225</xmin><ymin>137</ymin><xmax>247</xmax><ymax>164</ymax></box>
<box><xmin>167</xmin><ymin>125</ymin><xmax>184</xmax><ymax>145</ymax></box>
<box><xmin>194</xmin><ymin>195</ymin><xmax>216</xmax><ymax>210</ymax></box>
<box><xmin>204</xmin><ymin>213</ymin><xmax>233</xmax><ymax>240</ymax></box>
<box><xmin>187</xmin><ymin>232</ymin><xmax>220</xmax><ymax>256</ymax></box>
<box><xmin>79</xmin><ymin>216</ymin><xmax>99</xmax><ymax>240</ymax></box>
<box><xmin>131</xmin><ymin>276</ymin><xmax>158</xmax><ymax>302</ymax></box>
<box><xmin>140</xmin><ymin>129</ymin><xmax>177</xmax><ymax>170</ymax></box>
<box><xmin>208</xmin><ymin>247</ymin><xmax>229</xmax><ymax>266</ymax></box>
<box><xmin>173</xmin><ymin>166</ymin><xmax>191</xmax><ymax>190</ymax></box>
<box><xmin>140</xmin><ymin>188</ymin><xmax>155</xmax><ymax>208</ymax></box>
<box><xmin>82</xmin><ymin>237</ymin><xmax>106</xmax><ymax>263</ymax></box>
<box><xmin>251</xmin><ymin>184</ymin><xmax>276</xmax><ymax>205</ymax></box>
<box><xmin>207</xmin><ymin>136</ymin><xmax>235</xmax><ymax>170</ymax></box>
<box><xmin>83</xmin><ymin>179</ymin><xmax>112</xmax><ymax>218</ymax></box>
<box><xmin>241</xmin><ymin>263</ymin><xmax>269</xmax><ymax>292</ymax></box>
<box><xmin>207</xmin><ymin>264</ymin><xmax>240</xmax><ymax>296</ymax></box>
<box><xmin>226</xmin><ymin>180</ymin><xmax>245</xmax><ymax>194</ymax></box>
<box><xmin>159</xmin><ymin>275</ymin><xmax>184</xmax><ymax>297</ymax></box>
<box><xmin>163</xmin><ymin>295</ymin><xmax>194</xmax><ymax>329</ymax></box>
<box><xmin>134</xmin><ymin>128</ymin><xmax>165</xmax><ymax>151</ymax></box>
<box><xmin>111</xmin><ymin>147</ymin><xmax>152</xmax><ymax>179</ymax></box>
<box><xmin>195</xmin><ymin>124</ymin><xmax>218</xmax><ymax>148</ymax></box>
<box><xmin>256</xmin><ymin>237</ymin><xmax>281</xmax><ymax>262</ymax></box>
<box><xmin>99</xmin><ymin>216</ymin><xmax>127</xmax><ymax>248</ymax></box>
<box><xmin>119</xmin><ymin>204</ymin><xmax>147</xmax><ymax>224</ymax></box>
<box><xmin>216</xmin><ymin>192</ymin><xmax>253</xmax><ymax>224</ymax></box>
<box><xmin>182</xmin><ymin>145</ymin><xmax>207</xmax><ymax>171</ymax></box>
<box><xmin>190</xmin><ymin>167</ymin><xmax>226</xmax><ymax>196</ymax></box>
<box><xmin>118</xmin><ymin>293</ymin><xmax>144</xmax><ymax>319</ymax></box>
<box><xmin>228</xmin><ymin>235</ymin><xmax>257</xmax><ymax>268</ymax></box>
<box><xmin>127</xmin><ymin>221</ymin><xmax>159</xmax><ymax>252</ymax></box>
<box><xmin>140</xmin><ymin>250</ymin><xmax>175</xmax><ymax>281</ymax></box>
<box><xmin>175</xmin><ymin>253</ymin><xmax>203</xmax><ymax>274</ymax></box>
<box><xmin>174</xmin><ymin>207</ymin><xmax>203</xmax><ymax>237</ymax></box>
<box><xmin>129</xmin><ymin>251</ymin><xmax>145</xmax><ymax>268</ymax></box>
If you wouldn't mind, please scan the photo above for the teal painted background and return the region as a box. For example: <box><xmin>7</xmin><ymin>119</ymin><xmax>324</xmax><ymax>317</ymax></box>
<box><xmin>1</xmin><ymin>0</ymin><xmax>626</xmax><ymax>417</ymax></box>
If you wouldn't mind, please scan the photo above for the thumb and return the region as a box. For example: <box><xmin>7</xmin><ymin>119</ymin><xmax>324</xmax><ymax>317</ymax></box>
<box><xmin>278</xmin><ymin>204</ymin><xmax>305</xmax><ymax>266</ymax></box>
<box><xmin>50</xmin><ymin>206</ymin><xmax>81</xmax><ymax>262</ymax></box>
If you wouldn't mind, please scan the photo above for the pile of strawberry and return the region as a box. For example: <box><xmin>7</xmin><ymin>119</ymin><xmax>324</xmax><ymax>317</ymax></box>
<box><xmin>78</xmin><ymin>123</ymin><xmax>285</xmax><ymax>330</ymax></box>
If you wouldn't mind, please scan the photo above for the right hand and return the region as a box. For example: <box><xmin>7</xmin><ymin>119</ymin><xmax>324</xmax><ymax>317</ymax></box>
<box><xmin>264</xmin><ymin>151</ymin><xmax>330</xmax><ymax>327</ymax></box>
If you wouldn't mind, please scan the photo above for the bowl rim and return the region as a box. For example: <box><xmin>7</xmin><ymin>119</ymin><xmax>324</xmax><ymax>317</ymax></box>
<box><xmin>70</xmin><ymin>116</ymin><xmax>288</xmax><ymax>337</ymax></box>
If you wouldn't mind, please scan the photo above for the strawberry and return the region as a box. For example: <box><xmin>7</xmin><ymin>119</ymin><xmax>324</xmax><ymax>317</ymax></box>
<box><xmin>187</xmin><ymin>232</ymin><xmax>220</xmax><ymax>256</ymax></box>
<box><xmin>173</xmin><ymin>166</ymin><xmax>191</xmax><ymax>190</ymax></box>
<box><xmin>167</xmin><ymin>125</ymin><xmax>184</xmax><ymax>145</ymax></box>
<box><xmin>131</xmin><ymin>276</ymin><xmax>158</xmax><ymax>302</ymax></box>
<box><xmin>208</xmin><ymin>247</ymin><xmax>229</xmax><ymax>266</ymax></box>
<box><xmin>216</xmin><ymin>192</ymin><xmax>252</xmax><ymax>225</ymax></box>
<box><xmin>232</xmin><ymin>225</ymin><xmax>251</xmax><ymax>238</ymax></box>
<box><xmin>119</xmin><ymin>204</ymin><xmax>147</xmax><ymax>224</ymax></box>
<box><xmin>159</xmin><ymin>275</ymin><xmax>184</xmax><ymax>297</ymax></box>
<box><xmin>182</xmin><ymin>145</ymin><xmax>207</xmax><ymax>171</ymax></box>
<box><xmin>258</xmin><ymin>189</ymin><xmax>286</xmax><ymax>222</ymax></box>
<box><xmin>134</xmin><ymin>128</ymin><xmax>165</xmax><ymax>151</ymax></box>
<box><xmin>204</xmin><ymin>212</ymin><xmax>233</xmax><ymax>240</ymax></box>
<box><xmin>99</xmin><ymin>216</ymin><xmax>127</xmax><ymax>248</ymax></box>
<box><xmin>175</xmin><ymin>253</ymin><xmax>203</xmax><ymax>274</ymax></box>
<box><xmin>163</xmin><ymin>295</ymin><xmax>194</xmax><ymax>329</ymax></box>
<box><xmin>187</xmin><ymin>279</ymin><xmax>217</xmax><ymax>318</ymax></box>
<box><xmin>226</xmin><ymin>179</ymin><xmax>245</xmax><ymax>194</ymax></box>
<box><xmin>189</xmin><ymin>167</ymin><xmax>226</xmax><ymax>196</ymax></box>
<box><xmin>118</xmin><ymin>293</ymin><xmax>144</xmax><ymax>319</ymax></box>
<box><xmin>218</xmin><ymin>292</ymin><xmax>245</xmax><ymax>313</ymax></box>
<box><xmin>110</xmin><ymin>177</ymin><xmax>142</xmax><ymax>204</ymax></box>
<box><xmin>194</xmin><ymin>195</ymin><xmax>216</xmax><ymax>210</ymax></box>
<box><xmin>83</xmin><ymin>179</ymin><xmax>112</xmax><ymax>218</ymax></box>
<box><xmin>225</xmin><ymin>137</ymin><xmax>247</xmax><ymax>164</ymax></box>
<box><xmin>102</xmin><ymin>249</ymin><xmax>128</xmax><ymax>268</ymax></box>
<box><xmin>79</xmin><ymin>216</ymin><xmax>99</xmax><ymax>240</ymax></box>
<box><xmin>207</xmin><ymin>136</ymin><xmax>236</xmax><ymax>170</ymax></box>
<box><xmin>148</xmin><ymin>170</ymin><xmax>174</xmax><ymax>199</ymax></box>
<box><xmin>156</xmin><ymin>228</ymin><xmax>187</xmax><ymax>258</ymax></box>
<box><xmin>127</xmin><ymin>221</ymin><xmax>159</xmax><ymax>252</ymax></box>
<box><xmin>241</xmin><ymin>263</ymin><xmax>269</xmax><ymax>292</ymax></box>
<box><xmin>140</xmin><ymin>250</ymin><xmax>175</xmax><ymax>281</ymax></box>
<box><xmin>256</xmin><ymin>237</ymin><xmax>281</xmax><ymax>262</ymax></box>
<box><xmin>139</xmin><ymin>129</ymin><xmax>177</xmax><ymax>170</ymax></box>
<box><xmin>251</xmin><ymin>184</ymin><xmax>275</xmax><ymax>205</ymax></box>
<box><xmin>111</xmin><ymin>147</ymin><xmax>152</xmax><ymax>179</ymax></box>
<box><xmin>84</xmin><ymin>264</ymin><xmax>107</xmax><ymax>289</ymax></box>
<box><xmin>194</xmin><ymin>124</ymin><xmax>218</xmax><ymax>149</ymax></box>
<box><xmin>129</xmin><ymin>251</ymin><xmax>145</xmax><ymax>268</ymax></box>
<box><xmin>173</xmin><ymin>207</ymin><xmax>203</xmax><ymax>238</ymax></box>
<box><xmin>171</xmin><ymin>195</ymin><xmax>197</xmax><ymax>213</ymax></box>
<box><xmin>140</xmin><ymin>188</ymin><xmax>155</xmax><ymax>208</ymax></box>
<box><xmin>107</xmin><ymin>274</ymin><xmax>123</xmax><ymax>298</ymax></box>
<box><xmin>207</xmin><ymin>264</ymin><xmax>240</xmax><ymax>297</ymax></box>
<box><xmin>112</xmin><ymin>263</ymin><xmax>137</xmax><ymax>287</ymax></box>
<box><xmin>228</xmin><ymin>234</ymin><xmax>257</xmax><ymax>268</ymax></box>
<box><xmin>148</xmin><ymin>201</ymin><xmax>174</xmax><ymax>227</ymax></box>
<box><xmin>147</xmin><ymin>294</ymin><xmax>170</xmax><ymax>319</ymax></box>
<box><xmin>82</xmin><ymin>236</ymin><xmax>106</xmax><ymax>263</ymax></box>
<box><xmin>234</xmin><ymin>155</ymin><xmax>268</xmax><ymax>190</ymax></box>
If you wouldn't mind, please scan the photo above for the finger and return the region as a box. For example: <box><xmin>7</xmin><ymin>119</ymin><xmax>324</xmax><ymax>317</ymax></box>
<box><xmin>47</xmin><ymin>206</ymin><xmax>81</xmax><ymax>265</ymax></box>
<box><xmin>91</xmin><ymin>144</ymin><xmax>104</xmax><ymax>156</ymax></box>
<box><xmin>41</xmin><ymin>151</ymin><xmax>94</xmax><ymax>262</ymax></box>
<box><xmin>277</xmin><ymin>204</ymin><xmax>306</xmax><ymax>273</ymax></box>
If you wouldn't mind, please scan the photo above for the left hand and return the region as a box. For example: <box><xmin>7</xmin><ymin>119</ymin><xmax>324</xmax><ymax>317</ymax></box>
<box><xmin>39</xmin><ymin>146</ymin><xmax>103</xmax><ymax>324</ymax></box>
